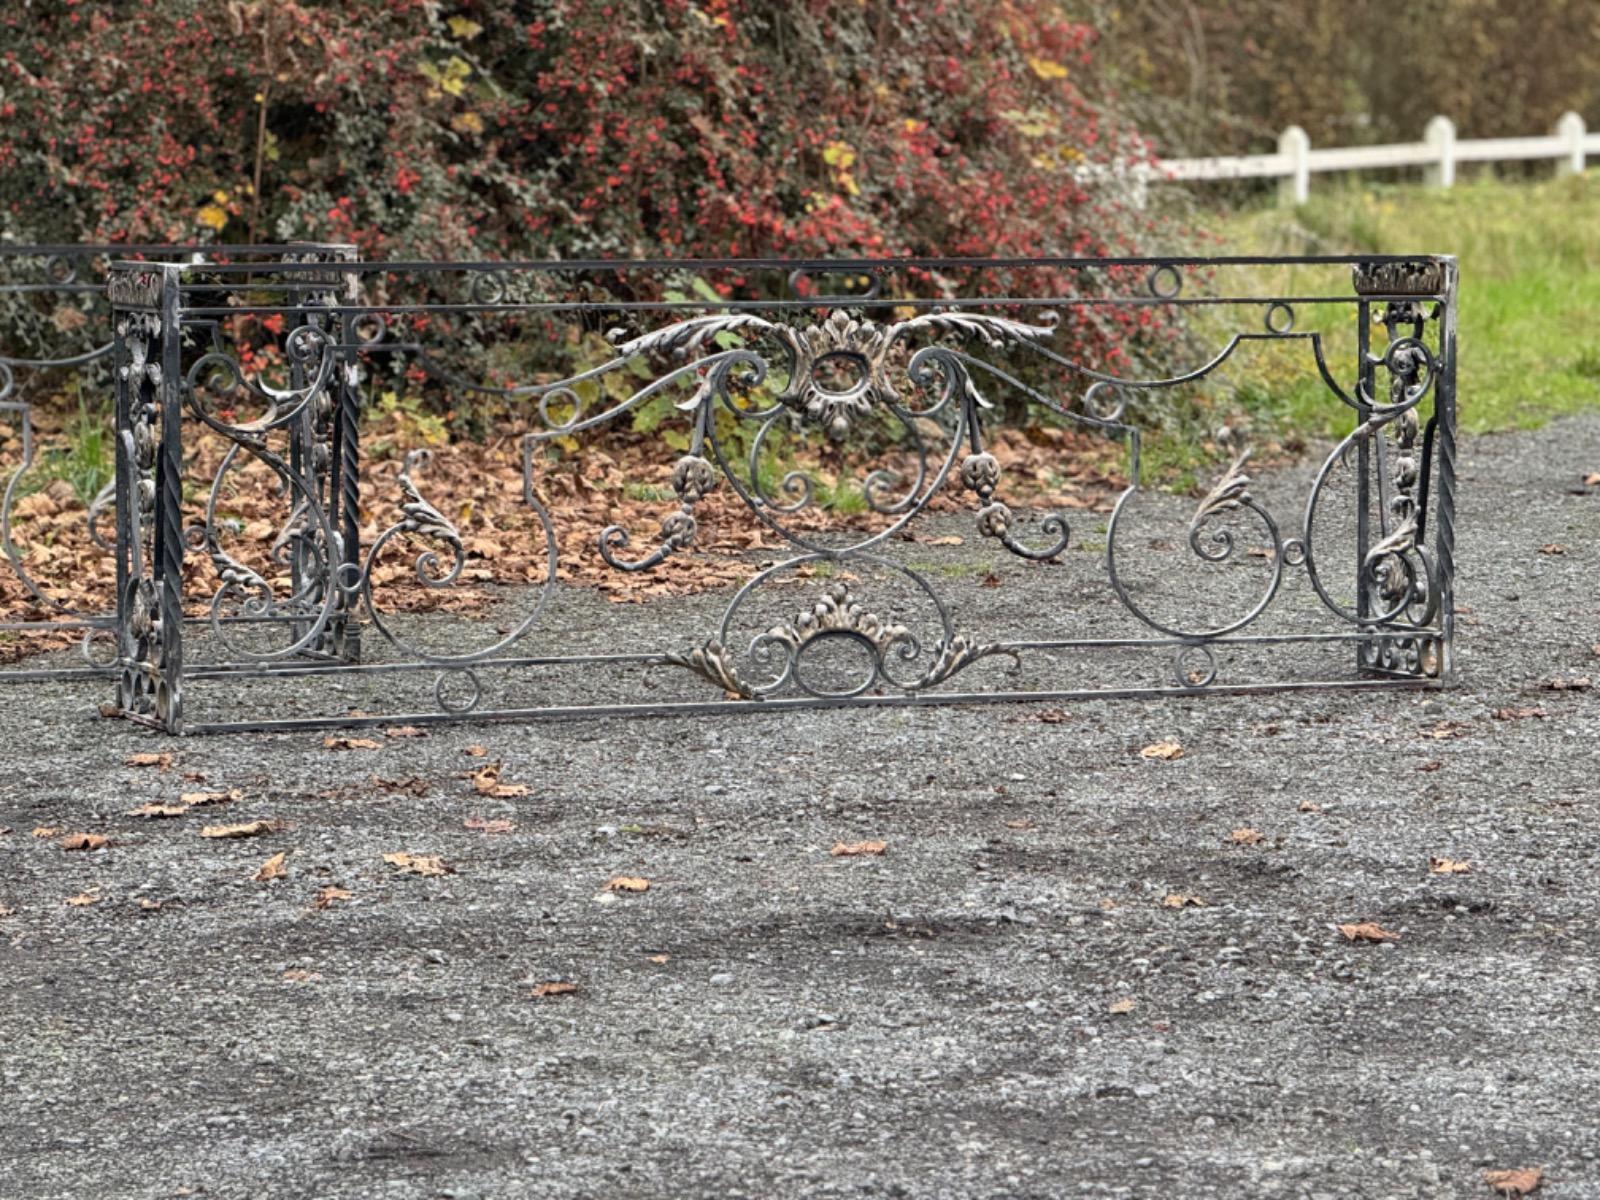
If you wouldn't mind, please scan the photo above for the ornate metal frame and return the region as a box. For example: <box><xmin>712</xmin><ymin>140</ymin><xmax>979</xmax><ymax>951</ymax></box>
<box><xmin>100</xmin><ymin>254</ymin><xmax>1458</xmax><ymax>733</ymax></box>
<box><xmin>0</xmin><ymin>244</ymin><xmax>354</xmax><ymax>681</ymax></box>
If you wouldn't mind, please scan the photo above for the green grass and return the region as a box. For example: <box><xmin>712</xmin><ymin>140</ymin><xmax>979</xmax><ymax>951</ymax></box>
<box><xmin>32</xmin><ymin>388</ymin><xmax>113</xmax><ymax>505</ymax></box>
<box><xmin>1207</xmin><ymin>173</ymin><xmax>1600</xmax><ymax>443</ymax></box>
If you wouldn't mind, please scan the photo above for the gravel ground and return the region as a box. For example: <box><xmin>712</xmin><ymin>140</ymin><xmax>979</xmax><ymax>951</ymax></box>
<box><xmin>2</xmin><ymin>415</ymin><xmax>1598</xmax><ymax>1200</ymax></box>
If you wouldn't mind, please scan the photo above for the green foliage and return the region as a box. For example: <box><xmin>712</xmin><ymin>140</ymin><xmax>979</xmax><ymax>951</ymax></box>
<box><xmin>1211</xmin><ymin>174</ymin><xmax>1600</xmax><ymax>446</ymax></box>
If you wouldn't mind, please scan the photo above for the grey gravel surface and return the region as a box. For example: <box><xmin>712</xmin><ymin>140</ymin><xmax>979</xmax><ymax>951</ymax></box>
<box><xmin>2</xmin><ymin>415</ymin><xmax>1599</xmax><ymax>1200</ymax></box>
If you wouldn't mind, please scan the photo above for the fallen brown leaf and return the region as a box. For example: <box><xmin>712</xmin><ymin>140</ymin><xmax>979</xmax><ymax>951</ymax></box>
<box><xmin>1338</xmin><ymin>921</ymin><xmax>1400</xmax><ymax>943</ymax></box>
<box><xmin>1418</xmin><ymin>760</ymin><xmax>1443</xmax><ymax>773</ymax></box>
<box><xmin>1107</xmin><ymin>997</ymin><xmax>1136</xmax><ymax>1014</ymax></box>
<box><xmin>1483</xmin><ymin>1167</ymin><xmax>1543</xmax><ymax>1197</ymax></box>
<box><xmin>383</xmin><ymin>852</ymin><xmax>453</xmax><ymax>877</ymax></box>
<box><xmin>606</xmin><ymin>875</ymin><xmax>650</xmax><ymax>893</ymax></box>
<box><xmin>124</xmin><ymin>752</ymin><xmax>173</xmax><ymax>770</ymax></box>
<box><xmin>1140</xmin><ymin>740</ymin><xmax>1184</xmax><ymax>761</ymax></box>
<box><xmin>31</xmin><ymin>826</ymin><xmax>62</xmax><ymax>838</ymax></box>
<box><xmin>647</xmin><ymin>954</ymin><xmax>670</xmax><ymax>964</ymax></box>
<box><xmin>384</xmin><ymin>725</ymin><xmax>428</xmax><ymax>739</ymax></box>
<box><xmin>324</xmin><ymin>736</ymin><xmax>381</xmax><ymax>751</ymax></box>
<box><xmin>1004</xmin><ymin>818</ymin><xmax>1036</xmax><ymax>830</ymax></box>
<box><xmin>831</xmin><ymin>840</ymin><xmax>887</xmax><ymax>857</ymax></box>
<box><xmin>1538</xmin><ymin>543</ymin><xmax>1567</xmax><ymax>556</ymax></box>
<box><xmin>282</xmin><ymin>969</ymin><xmax>323</xmax><ymax>983</ymax></box>
<box><xmin>1161</xmin><ymin>893</ymin><xmax>1206</xmax><ymax>908</ymax></box>
<box><xmin>313</xmin><ymin>885</ymin><xmax>352</xmax><ymax>909</ymax></box>
<box><xmin>464</xmin><ymin>816</ymin><xmax>515</xmax><ymax>834</ymax></box>
<box><xmin>371</xmin><ymin>776</ymin><xmax>430</xmax><ymax>797</ymax></box>
<box><xmin>1229</xmin><ymin>827</ymin><xmax>1265</xmax><ymax>846</ymax></box>
<box><xmin>532</xmin><ymin>981</ymin><xmax>579</xmax><ymax>999</ymax></box>
<box><xmin>1422</xmin><ymin>720</ymin><xmax>1471</xmax><ymax>739</ymax></box>
<box><xmin>1027</xmin><ymin>708</ymin><xmax>1070</xmax><ymax>724</ymax></box>
<box><xmin>180</xmin><ymin>789</ymin><xmax>241</xmax><ymax>807</ymax></box>
<box><xmin>924</xmin><ymin>535</ymin><xmax>964</xmax><ymax>546</ymax></box>
<box><xmin>57</xmin><ymin>833</ymin><xmax>109</xmax><ymax>852</ymax></box>
<box><xmin>1541</xmin><ymin>676</ymin><xmax>1592</xmax><ymax>692</ymax></box>
<box><xmin>1585</xmin><ymin>471</ymin><xmax>1600</xmax><ymax>487</ymax></box>
<box><xmin>1429</xmin><ymin>857</ymin><xmax>1472</xmax><ymax>874</ymax></box>
<box><xmin>1298</xmin><ymin>800</ymin><xmax>1323</xmax><ymax>813</ymax></box>
<box><xmin>0</xmin><ymin>905</ymin><xmax>15</xmax><ymax>918</ymax></box>
<box><xmin>471</xmin><ymin>762</ymin><xmax>531</xmax><ymax>798</ymax></box>
<box><xmin>127</xmin><ymin>803</ymin><xmax>191</xmax><ymax>819</ymax></box>
<box><xmin>65</xmin><ymin>891</ymin><xmax>100</xmax><ymax>907</ymax></box>
<box><xmin>136</xmin><ymin>898</ymin><xmax>162</xmax><ymax>912</ymax></box>
<box><xmin>1492</xmin><ymin>706</ymin><xmax>1546</xmax><ymax>721</ymax></box>
<box><xmin>200</xmin><ymin>820</ymin><xmax>284</xmax><ymax>840</ymax></box>
<box><xmin>463</xmin><ymin>744</ymin><xmax>488</xmax><ymax>757</ymax></box>
<box><xmin>254</xmin><ymin>851</ymin><xmax>288</xmax><ymax>882</ymax></box>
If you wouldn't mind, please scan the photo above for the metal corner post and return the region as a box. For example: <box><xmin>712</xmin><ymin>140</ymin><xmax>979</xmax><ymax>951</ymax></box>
<box><xmin>1434</xmin><ymin>259</ymin><xmax>1459</xmax><ymax>680</ymax></box>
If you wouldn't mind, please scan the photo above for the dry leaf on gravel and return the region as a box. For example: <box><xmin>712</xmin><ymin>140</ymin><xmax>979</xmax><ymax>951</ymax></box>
<box><xmin>324</xmin><ymin>736</ymin><xmax>381</xmax><ymax>751</ymax></box>
<box><xmin>383</xmin><ymin>852</ymin><xmax>452</xmax><ymax>877</ymax></box>
<box><xmin>384</xmin><ymin>725</ymin><xmax>427</xmax><ymax>739</ymax></box>
<box><xmin>1140</xmin><ymin>740</ymin><xmax>1184</xmax><ymax>761</ymax></box>
<box><xmin>1492</xmin><ymin>706</ymin><xmax>1546</xmax><ymax>721</ymax></box>
<box><xmin>136</xmin><ymin>898</ymin><xmax>162</xmax><ymax>912</ymax></box>
<box><xmin>282</xmin><ymin>969</ymin><xmax>322</xmax><ymax>983</ymax></box>
<box><xmin>254</xmin><ymin>852</ymin><xmax>288</xmax><ymax>882</ymax></box>
<box><xmin>1005</xmin><ymin>818</ymin><xmax>1036</xmax><ymax>830</ymax></box>
<box><xmin>1484</xmin><ymin>1168</ymin><xmax>1543</xmax><ymax>1197</ymax></box>
<box><xmin>831</xmin><ymin>840</ymin><xmax>887</xmax><ymax>857</ymax></box>
<box><xmin>1419</xmin><ymin>761</ymin><xmax>1442</xmax><ymax>773</ymax></box>
<box><xmin>128</xmin><ymin>803</ymin><xmax>191</xmax><ymax>819</ymax></box>
<box><xmin>1422</xmin><ymin>720</ymin><xmax>1471</xmax><ymax>739</ymax></box>
<box><xmin>31</xmin><ymin>826</ymin><xmax>62</xmax><ymax>838</ymax></box>
<box><xmin>1298</xmin><ymin>800</ymin><xmax>1323</xmax><ymax>812</ymax></box>
<box><xmin>1162</xmin><ymin>893</ymin><xmax>1206</xmax><ymax>908</ymax></box>
<box><xmin>647</xmin><ymin>954</ymin><xmax>670</xmax><ymax>964</ymax></box>
<box><xmin>471</xmin><ymin>763</ymin><xmax>530</xmax><ymax>798</ymax></box>
<box><xmin>57</xmin><ymin>833</ymin><xmax>109</xmax><ymax>851</ymax></box>
<box><xmin>1028</xmin><ymin>708</ymin><xmax>1071</xmax><ymax>724</ymax></box>
<box><xmin>181</xmin><ymin>789</ymin><xmax>241</xmax><ymax>807</ymax></box>
<box><xmin>1429</xmin><ymin>857</ymin><xmax>1472</xmax><ymax>874</ymax></box>
<box><xmin>1541</xmin><ymin>676</ymin><xmax>1592</xmax><ymax>692</ymax></box>
<box><xmin>1338</xmin><ymin>921</ymin><xmax>1400</xmax><ymax>943</ymax></box>
<box><xmin>371</xmin><ymin>776</ymin><xmax>430</xmax><ymax>797</ymax></box>
<box><xmin>313</xmin><ymin>886</ymin><xmax>352</xmax><ymax>909</ymax></box>
<box><xmin>463</xmin><ymin>744</ymin><xmax>488</xmax><ymax>757</ymax></box>
<box><xmin>606</xmin><ymin>876</ymin><xmax>650</xmax><ymax>893</ymax></box>
<box><xmin>1107</xmin><ymin>998</ymin><xmax>1136</xmax><ymax>1014</ymax></box>
<box><xmin>464</xmin><ymin>816</ymin><xmax>515</xmax><ymax>834</ymax></box>
<box><xmin>1228</xmin><ymin>827</ymin><xmax>1265</xmax><ymax>846</ymax></box>
<box><xmin>532</xmin><ymin>981</ymin><xmax>579</xmax><ymax>999</ymax></box>
<box><xmin>199</xmin><ymin>820</ymin><xmax>284</xmax><ymax>840</ymax></box>
<box><xmin>65</xmin><ymin>891</ymin><xmax>100</xmax><ymax>907</ymax></box>
<box><xmin>124</xmin><ymin>752</ymin><xmax>173</xmax><ymax>770</ymax></box>
<box><xmin>1537</xmin><ymin>543</ymin><xmax>1567</xmax><ymax>556</ymax></box>
<box><xmin>0</xmin><ymin>905</ymin><xmax>15</xmax><ymax>918</ymax></box>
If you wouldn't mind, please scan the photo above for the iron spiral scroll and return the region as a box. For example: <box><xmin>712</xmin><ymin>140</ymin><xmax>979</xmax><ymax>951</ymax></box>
<box><xmin>88</xmin><ymin>254</ymin><xmax>1457</xmax><ymax>732</ymax></box>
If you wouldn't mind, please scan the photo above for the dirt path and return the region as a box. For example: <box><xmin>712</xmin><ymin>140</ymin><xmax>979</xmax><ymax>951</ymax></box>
<box><xmin>2</xmin><ymin>415</ymin><xmax>1598</xmax><ymax>1200</ymax></box>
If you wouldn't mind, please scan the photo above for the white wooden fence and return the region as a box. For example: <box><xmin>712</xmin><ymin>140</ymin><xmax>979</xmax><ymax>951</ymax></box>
<box><xmin>1157</xmin><ymin>112</ymin><xmax>1596</xmax><ymax>205</ymax></box>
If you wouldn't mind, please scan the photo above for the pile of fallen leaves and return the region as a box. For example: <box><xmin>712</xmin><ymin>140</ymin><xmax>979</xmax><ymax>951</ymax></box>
<box><xmin>1</xmin><ymin>409</ymin><xmax>1124</xmax><ymax>656</ymax></box>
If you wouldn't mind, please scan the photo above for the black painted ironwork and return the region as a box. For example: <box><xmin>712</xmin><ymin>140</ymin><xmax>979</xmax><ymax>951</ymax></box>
<box><xmin>94</xmin><ymin>254</ymin><xmax>1456</xmax><ymax>733</ymax></box>
<box><xmin>0</xmin><ymin>244</ymin><xmax>354</xmax><ymax>681</ymax></box>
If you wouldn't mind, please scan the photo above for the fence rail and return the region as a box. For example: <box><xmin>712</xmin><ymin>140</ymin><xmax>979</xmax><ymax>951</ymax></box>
<box><xmin>1158</xmin><ymin>112</ymin><xmax>1595</xmax><ymax>204</ymax></box>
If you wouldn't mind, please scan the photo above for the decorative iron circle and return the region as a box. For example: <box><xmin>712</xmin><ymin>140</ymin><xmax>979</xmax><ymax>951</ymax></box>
<box><xmin>1174</xmin><ymin>644</ymin><xmax>1218</xmax><ymax>689</ymax></box>
<box><xmin>790</xmin><ymin>629</ymin><xmax>881</xmax><ymax>700</ymax></box>
<box><xmin>1147</xmin><ymin>264</ymin><xmax>1183</xmax><ymax>300</ymax></box>
<box><xmin>1265</xmin><ymin>302</ymin><xmax>1295</xmax><ymax>334</ymax></box>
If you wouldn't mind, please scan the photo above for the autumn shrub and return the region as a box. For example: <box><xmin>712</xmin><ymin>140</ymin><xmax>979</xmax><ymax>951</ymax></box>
<box><xmin>0</xmin><ymin>0</ymin><xmax>1184</xmax><ymax>444</ymax></box>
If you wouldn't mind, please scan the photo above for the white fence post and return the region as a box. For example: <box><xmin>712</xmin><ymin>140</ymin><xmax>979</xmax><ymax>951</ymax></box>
<box><xmin>1423</xmin><ymin>116</ymin><xmax>1456</xmax><ymax>187</ymax></box>
<box><xmin>1278</xmin><ymin>125</ymin><xmax>1310</xmax><ymax>206</ymax></box>
<box><xmin>1554</xmin><ymin>111</ymin><xmax>1587</xmax><ymax>176</ymax></box>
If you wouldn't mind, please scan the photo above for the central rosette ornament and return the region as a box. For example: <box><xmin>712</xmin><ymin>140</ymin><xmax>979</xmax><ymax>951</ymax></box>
<box><xmin>776</xmin><ymin>310</ymin><xmax>900</xmax><ymax>438</ymax></box>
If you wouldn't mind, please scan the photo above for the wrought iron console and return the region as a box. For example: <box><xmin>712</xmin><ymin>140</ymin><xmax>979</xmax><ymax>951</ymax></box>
<box><xmin>0</xmin><ymin>244</ymin><xmax>355</xmax><ymax>682</ymax></box>
<box><xmin>95</xmin><ymin>254</ymin><xmax>1456</xmax><ymax>733</ymax></box>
